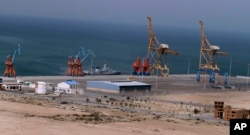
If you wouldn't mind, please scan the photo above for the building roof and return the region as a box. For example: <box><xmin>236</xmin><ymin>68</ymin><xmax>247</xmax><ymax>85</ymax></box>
<box><xmin>2</xmin><ymin>82</ymin><xmax>22</xmax><ymax>85</ymax></box>
<box><xmin>64</xmin><ymin>80</ymin><xmax>79</xmax><ymax>85</ymax></box>
<box><xmin>88</xmin><ymin>80</ymin><xmax>150</xmax><ymax>86</ymax></box>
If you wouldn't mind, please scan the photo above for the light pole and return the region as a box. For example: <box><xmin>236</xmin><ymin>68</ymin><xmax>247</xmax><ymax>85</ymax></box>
<box><xmin>247</xmin><ymin>64</ymin><xmax>250</xmax><ymax>86</ymax></box>
<box><xmin>204</xmin><ymin>69</ymin><xmax>206</xmax><ymax>89</ymax></box>
<box><xmin>187</xmin><ymin>58</ymin><xmax>190</xmax><ymax>78</ymax></box>
<box><xmin>155</xmin><ymin>67</ymin><xmax>158</xmax><ymax>90</ymax></box>
<box><xmin>228</xmin><ymin>58</ymin><xmax>232</xmax><ymax>76</ymax></box>
<box><xmin>90</xmin><ymin>57</ymin><xmax>94</xmax><ymax>80</ymax></box>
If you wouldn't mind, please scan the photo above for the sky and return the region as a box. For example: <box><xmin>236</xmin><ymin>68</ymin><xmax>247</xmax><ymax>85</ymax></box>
<box><xmin>0</xmin><ymin>0</ymin><xmax>250</xmax><ymax>32</ymax></box>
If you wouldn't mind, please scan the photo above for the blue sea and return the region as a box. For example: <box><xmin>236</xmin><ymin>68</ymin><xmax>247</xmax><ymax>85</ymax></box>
<box><xmin>0</xmin><ymin>16</ymin><xmax>249</xmax><ymax>76</ymax></box>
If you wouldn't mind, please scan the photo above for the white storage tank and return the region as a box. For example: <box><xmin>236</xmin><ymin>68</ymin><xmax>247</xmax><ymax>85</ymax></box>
<box><xmin>35</xmin><ymin>81</ymin><xmax>47</xmax><ymax>94</ymax></box>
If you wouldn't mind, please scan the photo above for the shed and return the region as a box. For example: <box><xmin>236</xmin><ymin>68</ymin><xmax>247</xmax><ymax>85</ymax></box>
<box><xmin>56</xmin><ymin>80</ymin><xmax>79</xmax><ymax>94</ymax></box>
<box><xmin>86</xmin><ymin>80</ymin><xmax>151</xmax><ymax>93</ymax></box>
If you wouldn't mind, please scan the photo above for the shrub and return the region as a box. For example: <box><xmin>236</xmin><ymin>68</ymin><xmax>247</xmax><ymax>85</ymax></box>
<box><xmin>86</xmin><ymin>98</ymin><xmax>90</xmax><ymax>102</ymax></box>
<box><xmin>96</xmin><ymin>98</ymin><xmax>101</xmax><ymax>102</ymax></box>
<box><xmin>60</xmin><ymin>101</ymin><xmax>68</xmax><ymax>104</ymax></box>
<box><xmin>92</xmin><ymin>112</ymin><xmax>100</xmax><ymax>121</ymax></box>
<box><xmin>193</xmin><ymin>108</ymin><xmax>200</xmax><ymax>114</ymax></box>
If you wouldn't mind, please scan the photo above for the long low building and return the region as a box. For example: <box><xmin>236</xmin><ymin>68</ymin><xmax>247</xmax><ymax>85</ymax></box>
<box><xmin>1</xmin><ymin>82</ymin><xmax>22</xmax><ymax>91</ymax></box>
<box><xmin>86</xmin><ymin>80</ymin><xmax>151</xmax><ymax>93</ymax></box>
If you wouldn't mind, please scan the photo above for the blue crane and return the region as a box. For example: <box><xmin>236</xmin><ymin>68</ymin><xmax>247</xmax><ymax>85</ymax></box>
<box><xmin>73</xmin><ymin>47</ymin><xmax>95</xmax><ymax>64</ymax></box>
<box><xmin>6</xmin><ymin>43</ymin><xmax>21</xmax><ymax>63</ymax></box>
<box><xmin>66</xmin><ymin>46</ymin><xmax>95</xmax><ymax>76</ymax></box>
<box><xmin>80</xmin><ymin>49</ymin><xmax>95</xmax><ymax>64</ymax></box>
<box><xmin>3</xmin><ymin>43</ymin><xmax>21</xmax><ymax>77</ymax></box>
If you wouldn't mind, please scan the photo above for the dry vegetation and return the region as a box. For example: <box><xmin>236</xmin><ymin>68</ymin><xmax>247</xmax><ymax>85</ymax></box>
<box><xmin>3</xmin><ymin>75</ymin><xmax>248</xmax><ymax>135</ymax></box>
<box><xmin>0</xmin><ymin>91</ymin><xmax>233</xmax><ymax>135</ymax></box>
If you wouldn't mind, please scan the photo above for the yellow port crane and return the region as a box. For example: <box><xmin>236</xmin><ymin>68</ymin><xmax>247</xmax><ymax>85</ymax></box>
<box><xmin>199</xmin><ymin>20</ymin><xmax>229</xmax><ymax>71</ymax></box>
<box><xmin>147</xmin><ymin>16</ymin><xmax>179</xmax><ymax>77</ymax></box>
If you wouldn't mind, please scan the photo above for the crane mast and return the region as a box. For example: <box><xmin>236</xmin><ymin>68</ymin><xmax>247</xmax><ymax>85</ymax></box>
<box><xmin>199</xmin><ymin>20</ymin><xmax>229</xmax><ymax>71</ymax></box>
<box><xmin>147</xmin><ymin>16</ymin><xmax>178</xmax><ymax>77</ymax></box>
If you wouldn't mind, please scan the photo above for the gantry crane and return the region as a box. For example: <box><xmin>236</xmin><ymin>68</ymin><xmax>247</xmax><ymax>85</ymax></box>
<box><xmin>197</xmin><ymin>20</ymin><xmax>229</xmax><ymax>83</ymax></box>
<box><xmin>3</xmin><ymin>44</ymin><xmax>21</xmax><ymax>77</ymax></box>
<box><xmin>66</xmin><ymin>47</ymin><xmax>95</xmax><ymax>76</ymax></box>
<box><xmin>147</xmin><ymin>16</ymin><xmax>179</xmax><ymax>77</ymax></box>
<box><xmin>199</xmin><ymin>20</ymin><xmax>229</xmax><ymax>71</ymax></box>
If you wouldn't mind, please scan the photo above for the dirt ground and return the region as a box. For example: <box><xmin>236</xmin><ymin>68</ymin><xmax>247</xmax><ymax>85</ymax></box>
<box><xmin>1</xmin><ymin>75</ymin><xmax>249</xmax><ymax>135</ymax></box>
<box><xmin>0</xmin><ymin>100</ymin><xmax>228</xmax><ymax>135</ymax></box>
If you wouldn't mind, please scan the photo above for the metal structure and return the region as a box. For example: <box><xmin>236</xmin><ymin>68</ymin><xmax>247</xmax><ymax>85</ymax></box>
<box><xmin>199</xmin><ymin>20</ymin><xmax>229</xmax><ymax>71</ymax></box>
<box><xmin>66</xmin><ymin>56</ymin><xmax>75</xmax><ymax>76</ymax></box>
<box><xmin>132</xmin><ymin>56</ymin><xmax>150</xmax><ymax>76</ymax></box>
<box><xmin>66</xmin><ymin>47</ymin><xmax>95</xmax><ymax>76</ymax></box>
<box><xmin>74</xmin><ymin>47</ymin><xmax>95</xmax><ymax>64</ymax></box>
<box><xmin>132</xmin><ymin>57</ymin><xmax>141</xmax><ymax>75</ymax></box>
<box><xmin>3</xmin><ymin>44</ymin><xmax>21</xmax><ymax>77</ymax></box>
<box><xmin>87</xmin><ymin>81</ymin><xmax>151</xmax><ymax>93</ymax></box>
<box><xmin>197</xmin><ymin>21</ymin><xmax>229</xmax><ymax>84</ymax></box>
<box><xmin>147</xmin><ymin>16</ymin><xmax>178</xmax><ymax>77</ymax></box>
<box><xmin>141</xmin><ymin>57</ymin><xmax>150</xmax><ymax>75</ymax></box>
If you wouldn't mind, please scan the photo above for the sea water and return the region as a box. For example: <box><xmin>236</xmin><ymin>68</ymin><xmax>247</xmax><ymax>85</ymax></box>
<box><xmin>0</xmin><ymin>16</ymin><xmax>249</xmax><ymax>76</ymax></box>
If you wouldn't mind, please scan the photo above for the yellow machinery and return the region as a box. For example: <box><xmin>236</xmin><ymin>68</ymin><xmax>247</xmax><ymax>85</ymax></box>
<box><xmin>199</xmin><ymin>20</ymin><xmax>229</xmax><ymax>71</ymax></box>
<box><xmin>147</xmin><ymin>16</ymin><xmax>178</xmax><ymax>77</ymax></box>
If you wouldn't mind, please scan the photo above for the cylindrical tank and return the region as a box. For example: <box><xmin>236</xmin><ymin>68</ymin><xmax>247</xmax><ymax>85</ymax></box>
<box><xmin>35</xmin><ymin>81</ymin><xmax>47</xmax><ymax>94</ymax></box>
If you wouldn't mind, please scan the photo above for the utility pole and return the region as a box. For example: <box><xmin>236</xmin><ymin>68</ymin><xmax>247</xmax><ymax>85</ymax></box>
<box><xmin>90</xmin><ymin>57</ymin><xmax>94</xmax><ymax>80</ymax></box>
<box><xmin>229</xmin><ymin>58</ymin><xmax>232</xmax><ymax>77</ymax></box>
<box><xmin>247</xmin><ymin>64</ymin><xmax>250</xmax><ymax>86</ymax></box>
<box><xmin>204</xmin><ymin>69</ymin><xmax>206</xmax><ymax>89</ymax></box>
<box><xmin>155</xmin><ymin>66</ymin><xmax>159</xmax><ymax>90</ymax></box>
<box><xmin>187</xmin><ymin>58</ymin><xmax>190</xmax><ymax>78</ymax></box>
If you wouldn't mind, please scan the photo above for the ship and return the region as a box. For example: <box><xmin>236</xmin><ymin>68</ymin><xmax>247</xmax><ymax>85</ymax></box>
<box><xmin>84</xmin><ymin>64</ymin><xmax>121</xmax><ymax>75</ymax></box>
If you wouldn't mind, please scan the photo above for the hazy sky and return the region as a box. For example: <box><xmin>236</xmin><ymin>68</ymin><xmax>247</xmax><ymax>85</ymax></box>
<box><xmin>0</xmin><ymin>0</ymin><xmax>249</xmax><ymax>32</ymax></box>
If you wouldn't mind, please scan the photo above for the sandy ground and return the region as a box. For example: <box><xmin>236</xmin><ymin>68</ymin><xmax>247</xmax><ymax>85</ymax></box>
<box><xmin>0</xmin><ymin>100</ymin><xmax>228</xmax><ymax>135</ymax></box>
<box><xmin>1</xmin><ymin>75</ymin><xmax>248</xmax><ymax>135</ymax></box>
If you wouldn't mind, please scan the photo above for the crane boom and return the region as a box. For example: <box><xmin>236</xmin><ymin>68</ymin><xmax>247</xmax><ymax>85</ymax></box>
<box><xmin>12</xmin><ymin>44</ymin><xmax>21</xmax><ymax>63</ymax></box>
<box><xmin>74</xmin><ymin>47</ymin><xmax>84</xmax><ymax>64</ymax></box>
<box><xmin>147</xmin><ymin>16</ymin><xmax>154</xmax><ymax>50</ymax></box>
<box><xmin>73</xmin><ymin>47</ymin><xmax>95</xmax><ymax>64</ymax></box>
<box><xmin>80</xmin><ymin>50</ymin><xmax>95</xmax><ymax>63</ymax></box>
